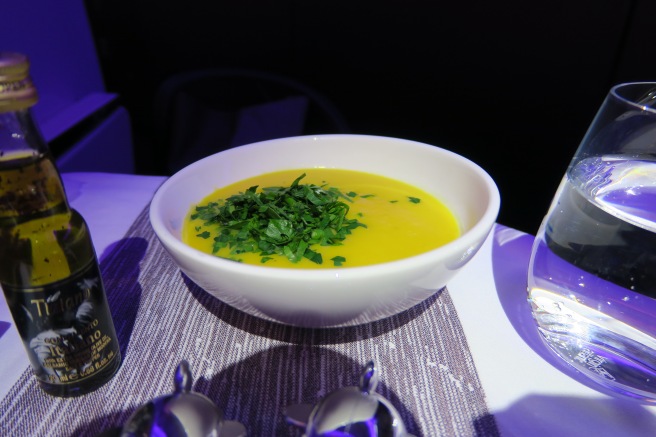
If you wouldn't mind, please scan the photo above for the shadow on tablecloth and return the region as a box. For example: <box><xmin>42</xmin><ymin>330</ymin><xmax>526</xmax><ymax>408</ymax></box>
<box><xmin>491</xmin><ymin>225</ymin><xmax>656</xmax><ymax>436</ymax></box>
<box><xmin>0</xmin><ymin>206</ymin><xmax>500</xmax><ymax>437</ymax></box>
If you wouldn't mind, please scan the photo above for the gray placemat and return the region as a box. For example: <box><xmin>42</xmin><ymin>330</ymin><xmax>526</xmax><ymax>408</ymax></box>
<box><xmin>0</xmin><ymin>205</ymin><xmax>499</xmax><ymax>437</ymax></box>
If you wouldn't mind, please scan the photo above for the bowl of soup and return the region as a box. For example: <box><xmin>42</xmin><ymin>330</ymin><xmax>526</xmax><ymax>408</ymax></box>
<box><xmin>149</xmin><ymin>134</ymin><xmax>500</xmax><ymax>327</ymax></box>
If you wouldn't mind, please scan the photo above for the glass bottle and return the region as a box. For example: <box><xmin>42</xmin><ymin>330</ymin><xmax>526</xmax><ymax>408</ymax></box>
<box><xmin>0</xmin><ymin>52</ymin><xmax>121</xmax><ymax>397</ymax></box>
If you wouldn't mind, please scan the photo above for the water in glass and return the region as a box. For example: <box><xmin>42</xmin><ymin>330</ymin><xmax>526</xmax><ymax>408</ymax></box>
<box><xmin>529</xmin><ymin>153</ymin><xmax>656</xmax><ymax>400</ymax></box>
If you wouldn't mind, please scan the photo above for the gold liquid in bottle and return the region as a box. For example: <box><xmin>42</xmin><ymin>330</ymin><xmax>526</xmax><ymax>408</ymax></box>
<box><xmin>0</xmin><ymin>52</ymin><xmax>121</xmax><ymax>397</ymax></box>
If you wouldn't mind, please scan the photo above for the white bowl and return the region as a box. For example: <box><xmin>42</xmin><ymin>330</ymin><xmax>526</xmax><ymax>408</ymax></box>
<box><xmin>149</xmin><ymin>134</ymin><xmax>500</xmax><ymax>327</ymax></box>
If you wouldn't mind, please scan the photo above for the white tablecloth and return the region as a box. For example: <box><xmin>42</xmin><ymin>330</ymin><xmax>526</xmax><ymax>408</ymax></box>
<box><xmin>1</xmin><ymin>172</ymin><xmax>655</xmax><ymax>436</ymax></box>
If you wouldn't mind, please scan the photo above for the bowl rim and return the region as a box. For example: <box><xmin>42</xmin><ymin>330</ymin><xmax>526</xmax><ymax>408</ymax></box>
<box><xmin>149</xmin><ymin>134</ymin><xmax>500</xmax><ymax>279</ymax></box>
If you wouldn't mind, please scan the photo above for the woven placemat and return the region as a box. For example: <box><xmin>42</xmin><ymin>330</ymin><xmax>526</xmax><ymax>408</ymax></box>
<box><xmin>0</xmin><ymin>205</ymin><xmax>499</xmax><ymax>436</ymax></box>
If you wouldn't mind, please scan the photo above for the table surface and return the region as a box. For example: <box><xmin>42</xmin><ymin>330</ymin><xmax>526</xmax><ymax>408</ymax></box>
<box><xmin>1</xmin><ymin>172</ymin><xmax>656</xmax><ymax>436</ymax></box>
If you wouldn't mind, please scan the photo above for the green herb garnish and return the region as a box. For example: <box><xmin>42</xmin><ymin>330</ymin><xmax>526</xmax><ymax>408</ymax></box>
<box><xmin>190</xmin><ymin>174</ymin><xmax>366</xmax><ymax>265</ymax></box>
<box><xmin>408</xmin><ymin>196</ymin><xmax>421</xmax><ymax>204</ymax></box>
<box><xmin>331</xmin><ymin>256</ymin><xmax>346</xmax><ymax>266</ymax></box>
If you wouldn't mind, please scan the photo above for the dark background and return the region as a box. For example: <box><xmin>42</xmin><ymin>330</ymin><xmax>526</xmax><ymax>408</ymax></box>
<box><xmin>84</xmin><ymin>0</ymin><xmax>655</xmax><ymax>234</ymax></box>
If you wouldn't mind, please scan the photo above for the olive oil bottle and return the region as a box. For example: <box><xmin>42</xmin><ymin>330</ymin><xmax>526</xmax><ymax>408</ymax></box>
<box><xmin>0</xmin><ymin>52</ymin><xmax>121</xmax><ymax>396</ymax></box>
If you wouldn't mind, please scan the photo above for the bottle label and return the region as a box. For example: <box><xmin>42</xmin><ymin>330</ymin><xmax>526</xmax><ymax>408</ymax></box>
<box><xmin>3</xmin><ymin>260</ymin><xmax>120</xmax><ymax>387</ymax></box>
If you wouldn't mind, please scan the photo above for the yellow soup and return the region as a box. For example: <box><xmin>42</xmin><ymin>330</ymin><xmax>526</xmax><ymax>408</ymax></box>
<box><xmin>182</xmin><ymin>169</ymin><xmax>460</xmax><ymax>268</ymax></box>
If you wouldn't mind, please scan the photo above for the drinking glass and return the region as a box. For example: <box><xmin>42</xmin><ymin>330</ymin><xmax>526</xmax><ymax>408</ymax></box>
<box><xmin>528</xmin><ymin>82</ymin><xmax>656</xmax><ymax>401</ymax></box>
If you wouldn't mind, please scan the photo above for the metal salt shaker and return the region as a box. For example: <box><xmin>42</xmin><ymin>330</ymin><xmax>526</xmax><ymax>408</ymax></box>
<box><xmin>121</xmin><ymin>360</ymin><xmax>246</xmax><ymax>437</ymax></box>
<box><xmin>284</xmin><ymin>361</ymin><xmax>415</xmax><ymax>437</ymax></box>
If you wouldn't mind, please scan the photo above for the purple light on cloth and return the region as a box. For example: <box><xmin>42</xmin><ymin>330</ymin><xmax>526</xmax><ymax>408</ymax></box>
<box><xmin>490</xmin><ymin>225</ymin><xmax>656</xmax><ymax>436</ymax></box>
<box><xmin>0</xmin><ymin>321</ymin><xmax>11</xmax><ymax>339</ymax></box>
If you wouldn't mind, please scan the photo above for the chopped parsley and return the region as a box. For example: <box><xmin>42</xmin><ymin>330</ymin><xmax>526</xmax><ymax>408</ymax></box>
<box><xmin>190</xmin><ymin>174</ymin><xmax>367</xmax><ymax>266</ymax></box>
<box><xmin>331</xmin><ymin>256</ymin><xmax>346</xmax><ymax>266</ymax></box>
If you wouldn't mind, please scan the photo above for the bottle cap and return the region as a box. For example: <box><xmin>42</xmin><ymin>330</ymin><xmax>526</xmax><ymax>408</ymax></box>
<box><xmin>0</xmin><ymin>52</ymin><xmax>38</xmax><ymax>111</ymax></box>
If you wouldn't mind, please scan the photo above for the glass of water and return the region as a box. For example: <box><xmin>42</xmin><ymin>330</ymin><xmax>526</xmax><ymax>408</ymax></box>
<box><xmin>528</xmin><ymin>82</ymin><xmax>656</xmax><ymax>401</ymax></box>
